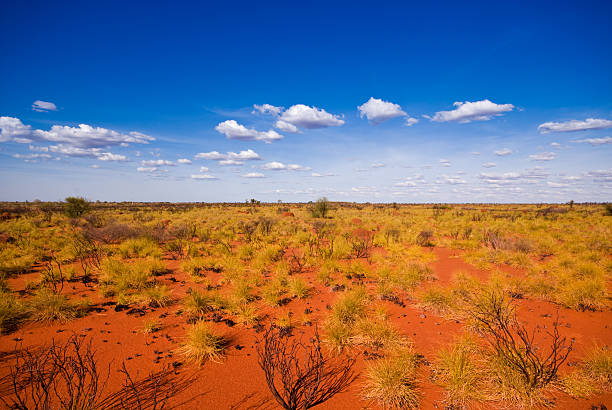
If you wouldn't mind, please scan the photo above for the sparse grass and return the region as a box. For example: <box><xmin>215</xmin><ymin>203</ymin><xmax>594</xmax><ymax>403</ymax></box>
<box><xmin>361</xmin><ymin>348</ymin><xmax>422</xmax><ymax>409</ymax></box>
<box><xmin>28</xmin><ymin>289</ymin><xmax>89</xmax><ymax>322</ymax></box>
<box><xmin>139</xmin><ymin>284</ymin><xmax>173</xmax><ymax>307</ymax></box>
<box><xmin>117</xmin><ymin>237</ymin><xmax>161</xmax><ymax>259</ymax></box>
<box><xmin>0</xmin><ymin>289</ymin><xmax>28</xmax><ymax>333</ymax></box>
<box><xmin>287</xmin><ymin>277</ymin><xmax>309</xmax><ymax>299</ymax></box>
<box><xmin>142</xmin><ymin>319</ymin><xmax>162</xmax><ymax>334</ymax></box>
<box><xmin>432</xmin><ymin>334</ymin><xmax>489</xmax><ymax>408</ymax></box>
<box><xmin>179</xmin><ymin>321</ymin><xmax>226</xmax><ymax>365</ymax></box>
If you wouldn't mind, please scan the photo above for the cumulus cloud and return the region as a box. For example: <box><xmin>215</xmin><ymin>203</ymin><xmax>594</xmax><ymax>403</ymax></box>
<box><xmin>13</xmin><ymin>153</ymin><xmax>52</xmax><ymax>160</ymax></box>
<box><xmin>494</xmin><ymin>148</ymin><xmax>513</xmax><ymax>156</ymax></box>
<box><xmin>252</xmin><ymin>104</ymin><xmax>282</xmax><ymax>116</ymax></box>
<box><xmin>537</xmin><ymin>118</ymin><xmax>612</xmax><ymax>133</ymax></box>
<box><xmin>242</xmin><ymin>172</ymin><xmax>265</xmax><ymax>178</ymax></box>
<box><xmin>278</xmin><ymin>104</ymin><xmax>344</xmax><ymax>129</ymax></box>
<box><xmin>195</xmin><ymin>149</ymin><xmax>260</xmax><ymax>165</ymax></box>
<box><xmin>404</xmin><ymin>117</ymin><xmax>418</xmax><ymax>126</ymax></box>
<box><xmin>529</xmin><ymin>152</ymin><xmax>556</xmax><ymax>161</ymax></box>
<box><xmin>573</xmin><ymin>136</ymin><xmax>612</xmax><ymax>146</ymax></box>
<box><xmin>199</xmin><ymin>166</ymin><xmax>209</xmax><ymax>172</ymax></box>
<box><xmin>358</xmin><ymin>97</ymin><xmax>407</xmax><ymax>124</ymax></box>
<box><xmin>34</xmin><ymin>124</ymin><xmax>154</xmax><ymax>148</ymax></box>
<box><xmin>215</xmin><ymin>120</ymin><xmax>283</xmax><ymax>143</ymax></box>
<box><xmin>0</xmin><ymin>117</ymin><xmax>33</xmax><ymax>142</ymax></box>
<box><xmin>47</xmin><ymin>144</ymin><xmax>128</xmax><ymax>161</ymax></box>
<box><xmin>177</xmin><ymin>158</ymin><xmax>192</xmax><ymax>164</ymax></box>
<box><xmin>274</xmin><ymin>120</ymin><xmax>299</xmax><ymax>133</ymax></box>
<box><xmin>482</xmin><ymin>162</ymin><xmax>497</xmax><ymax>168</ymax></box>
<box><xmin>427</xmin><ymin>99</ymin><xmax>514</xmax><ymax>123</ymax></box>
<box><xmin>32</xmin><ymin>100</ymin><xmax>58</xmax><ymax>112</ymax></box>
<box><xmin>261</xmin><ymin>161</ymin><xmax>310</xmax><ymax>171</ymax></box>
<box><xmin>141</xmin><ymin>159</ymin><xmax>175</xmax><ymax>166</ymax></box>
<box><xmin>191</xmin><ymin>174</ymin><xmax>218</xmax><ymax>180</ymax></box>
<box><xmin>97</xmin><ymin>152</ymin><xmax>128</xmax><ymax>162</ymax></box>
<box><xmin>311</xmin><ymin>172</ymin><xmax>335</xmax><ymax>177</ymax></box>
<box><xmin>439</xmin><ymin>159</ymin><xmax>451</xmax><ymax>167</ymax></box>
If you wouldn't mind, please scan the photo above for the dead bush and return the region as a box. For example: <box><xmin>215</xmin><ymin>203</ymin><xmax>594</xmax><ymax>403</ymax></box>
<box><xmin>256</xmin><ymin>326</ymin><xmax>357</xmax><ymax>410</ymax></box>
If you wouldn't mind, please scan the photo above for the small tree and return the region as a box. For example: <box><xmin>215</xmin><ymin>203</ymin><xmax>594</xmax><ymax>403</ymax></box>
<box><xmin>64</xmin><ymin>197</ymin><xmax>90</xmax><ymax>218</ymax></box>
<box><xmin>311</xmin><ymin>197</ymin><xmax>330</xmax><ymax>218</ymax></box>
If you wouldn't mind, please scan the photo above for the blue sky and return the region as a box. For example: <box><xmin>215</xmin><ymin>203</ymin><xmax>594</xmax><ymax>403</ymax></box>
<box><xmin>1</xmin><ymin>0</ymin><xmax>611</xmax><ymax>202</ymax></box>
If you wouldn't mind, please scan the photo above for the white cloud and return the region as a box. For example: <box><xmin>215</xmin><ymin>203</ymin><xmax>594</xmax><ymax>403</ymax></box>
<box><xmin>358</xmin><ymin>97</ymin><xmax>407</xmax><ymax>124</ymax></box>
<box><xmin>177</xmin><ymin>158</ymin><xmax>192</xmax><ymax>164</ymax></box>
<box><xmin>494</xmin><ymin>148</ymin><xmax>513</xmax><ymax>156</ymax></box>
<box><xmin>13</xmin><ymin>153</ymin><xmax>52</xmax><ymax>160</ymax></box>
<box><xmin>261</xmin><ymin>161</ymin><xmax>286</xmax><ymax>170</ymax></box>
<box><xmin>195</xmin><ymin>151</ymin><xmax>225</xmax><ymax>160</ymax></box>
<box><xmin>228</xmin><ymin>149</ymin><xmax>260</xmax><ymax>160</ymax></box>
<box><xmin>219</xmin><ymin>159</ymin><xmax>244</xmax><ymax>166</ymax></box>
<box><xmin>287</xmin><ymin>164</ymin><xmax>311</xmax><ymax>171</ymax></box>
<box><xmin>47</xmin><ymin>144</ymin><xmax>127</xmax><ymax>161</ymax></box>
<box><xmin>261</xmin><ymin>161</ymin><xmax>310</xmax><ymax>171</ymax></box>
<box><xmin>274</xmin><ymin>120</ymin><xmax>299</xmax><ymax>133</ymax></box>
<box><xmin>471</xmin><ymin>151</ymin><xmax>480</xmax><ymax>155</ymax></box>
<box><xmin>195</xmin><ymin>149</ymin><xmax>260</xmax><ymax>165</ymax></box>
<box><xmin>278</xmin><ymin>104</ymin><xmax>344</xmax><ymax>129</ymax></box>
<box><xmin>550</xmin><ymin>142</ymin><xmax>561</xmax><ymax>148</ymax></box>
<box><xmin>371</xmin><ymin>162</ymin><xmax>385</xmax><ymax>168</ymax></box>
<box><xmin>394</xmin><ymin>180</ymin><xmax>417</xmax><ymax>187</ymax></box>
<box><xmin>34</xmin><ymin>124</ymin><xmax>154</xmax><ymax>148</ymax></box>
<box><xmin>573</xmin><ymin>136</ymin><xmax>612</xmax><ymax>146</ymax></box>
<box><xmin>482</xmin><ymin>162</ymin><xmax>497</xmax><ymax>168</ymax></box>
<box><xmin>97</xmin><ymin>152</ymin><xmax>128</xmax><ymax>162</ymax></box>
<box><xmin>199</xmin><ymin>166</ymin><xmax>209</xmax><ymax>172</ymax></box>
<box><xmin>215</xmin><ymin>120</ymin><xmax>283</xmax><ymax>143</ymax></box>
<box><xmin>440</xmin><ymin>175</ymin><xmax>466</xmax><ymax>184</ymax></box>
<box><xmin>252</xmin><ymin>104</ymin><xmax>282</xmax><ymax>116</ymax></box>
<box><xmin>529</xmin><ymin>152</ymin><xmax>556</xmax><ymax>161</ymax></box>
<box><xmin>439</xmin><ymin>159</ymin><xmax>451</xmax><ymax>167</ymax></box>
<box><xmin>405</xmin><ymin>117</ymin><xmax>418</xmax><ymax>126</ymax></box>
<box><xmin>427</xmin><ymin>99</ymin><xmax>514</xmax><ymax>123</ymax></box>
<box><xmin>311</xmin><ymin>172</ymin><xmax>335</xmax><ymax>177</ymax></box>
<box><xmin>242</xmin><ymin>172</ymin><xmax>265</xmax><ymax>178</ymax></box>
<box><xmin>538</xmin><ymin>118</ymin><xmax>612</xmax><ymax>133</ymax></box>
<box><xmin>191</xmin><ymin>174</ymin><xmax>218</xmax><ymax>180</ymax></box>
<box><xmin>141</xmin><ymin>159</ymin><xmax>175</xmax><ymax>166</ymax></box>
<box><xmin>137</xmin><ymin>167</ymin><xmax>164</xmax><ymax>173</ymax></box>
<box><xmin>32</xmin><ymin>100</ymin><xmax>58</xmax><ymax>112</ymax></box>
<box><xmin>0</xmin><ymin>117</ymin><xmax>32</xmax><ymax>142</ymax></box>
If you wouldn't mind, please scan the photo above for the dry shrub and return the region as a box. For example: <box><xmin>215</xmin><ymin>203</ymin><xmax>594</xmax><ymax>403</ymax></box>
<box><xmin>257</xmin><ymin>325</ymin><xmax>356</xmax><ymax>410</ymax></box>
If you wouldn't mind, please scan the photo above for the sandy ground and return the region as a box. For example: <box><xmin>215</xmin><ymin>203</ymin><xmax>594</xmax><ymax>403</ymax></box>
<box><xmin>1</xmin><ymin>247</ymin><xmax>610</xmax><ymax>409</ymax></box>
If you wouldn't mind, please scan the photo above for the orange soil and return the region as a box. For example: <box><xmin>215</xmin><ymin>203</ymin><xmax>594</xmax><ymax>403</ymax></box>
<box><xmin>1</xmin><ymin>247</ymin><xmax>610</xmax><ymax>409</ymax></box>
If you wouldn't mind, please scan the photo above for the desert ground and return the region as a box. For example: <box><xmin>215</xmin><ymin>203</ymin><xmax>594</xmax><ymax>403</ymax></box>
<box><xmin>0</xmin><ymin>200</ymin><xmax>610</xmax><ymax>409</ymax></box>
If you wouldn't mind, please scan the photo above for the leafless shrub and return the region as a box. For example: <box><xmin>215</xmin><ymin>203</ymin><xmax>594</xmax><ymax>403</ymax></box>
<box><xmin>0</xmin><ymin>335</ymin><xmax>108</xmax><ymax>409</ymax></box>
<box><xmin>40</xmin><ymin>255</ymin><xmax>65</xmax><ymax>294</ymax></box>
<box><xmin>72</xmin><ymin>234</ymin><xmax>103</xmax><ymax>281</ymax></box>
<box><xmin>482</xmin><ymin>229</ymin><xmax>532</xmax><ymax>253</ymax></box>
<box><xmin>256</xmin><ymin>326</ymin><xmax>357</xmax><ymax>410</ymax></box>
<box><xmin>415</xmin><ymin>230</ymin><xmax>434</xmax><ymax>247</ymax></box>
<box><xmin>83</xmin><ymin>223</ymin><xmax>140</xmax><ymax>244</ymax></box>
<box><xmin>347</xmin><ymin>229</ymin><xmax>374</xmax><ymax>258</ymax></box>
<box><xmin>0</xmin><ymin>335</ymin><xmax>195</xmax><ymax>410</ymax></box>
<box><xmin>464</xmin><ymin>290</ymin><xmax>573</xmax><ymax>394</ymax></box>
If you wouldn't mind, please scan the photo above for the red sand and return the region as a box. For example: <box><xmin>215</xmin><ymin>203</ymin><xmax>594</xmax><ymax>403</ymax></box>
<box><xmin>1</xmin><ymin>247</ymin><xmax>610</xmax><ymax>409</ymax></box>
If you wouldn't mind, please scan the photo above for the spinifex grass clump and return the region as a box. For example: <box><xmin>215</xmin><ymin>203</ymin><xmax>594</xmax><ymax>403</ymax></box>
<box><xmin>179</xmin><ymin>321</ymin><xmax>226</xmax><ymax>365</ymax></box>
<box><xmin>361</xmin><ymin>348</ymin><xmax>422</xmax><ymax>409</ymax></box>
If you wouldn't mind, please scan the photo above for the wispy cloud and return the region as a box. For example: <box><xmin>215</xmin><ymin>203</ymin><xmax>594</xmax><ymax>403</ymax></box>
<box><xmin>538</xmin><ymin>118</ymin><xmax>612</xmax><ymax>133</ymax></box>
